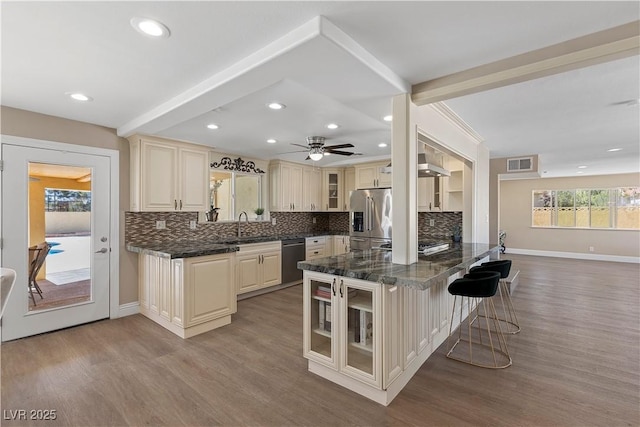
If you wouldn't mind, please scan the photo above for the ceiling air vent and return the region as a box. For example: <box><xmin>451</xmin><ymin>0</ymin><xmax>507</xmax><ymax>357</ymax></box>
<box><xmin>507</xmin><ymin>156</ymin><xmax>533</xmax><ymax>172</ymax></box>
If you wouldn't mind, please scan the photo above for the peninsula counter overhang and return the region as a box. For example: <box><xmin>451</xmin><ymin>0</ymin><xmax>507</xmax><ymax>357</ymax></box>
<box><xmin>297</xmin><ymin>243</ymin><xmax>500</xmax><ymax>290</ymax></box>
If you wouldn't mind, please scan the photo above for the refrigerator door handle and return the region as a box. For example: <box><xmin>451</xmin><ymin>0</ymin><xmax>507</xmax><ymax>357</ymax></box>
<box><xmin>369</xmin><ymin>197</ymin><xmax>375</xmax><ymax>232</ymax></box>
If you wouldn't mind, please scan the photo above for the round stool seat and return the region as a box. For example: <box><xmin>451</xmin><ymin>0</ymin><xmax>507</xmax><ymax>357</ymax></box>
<box><xmin>470</xmin><ymin>259</ymin><xmax>511</xmax><ymax>278</ymax></box>
<box><xmin>448</xmin><ymin>271</ymin><xmax>501</xmax><ymax>298</ymax></box>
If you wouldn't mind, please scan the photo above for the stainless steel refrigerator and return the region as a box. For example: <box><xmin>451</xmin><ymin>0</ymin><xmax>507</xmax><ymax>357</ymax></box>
<box><xmin>349</xmin><ymin>188</ymin><xmax>392</xmax><ymax>251</ymax></box>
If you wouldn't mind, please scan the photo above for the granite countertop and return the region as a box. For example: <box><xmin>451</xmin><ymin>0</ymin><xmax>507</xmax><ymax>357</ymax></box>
<box><xmin>126</xmin><ymin>231</ymin><xmax>349</xmax><ymax>258</ymax></box>
<box><xmin>297</xmin><ymin>243</ymin><xmax>500</xmax><ymax>290</ymax></box>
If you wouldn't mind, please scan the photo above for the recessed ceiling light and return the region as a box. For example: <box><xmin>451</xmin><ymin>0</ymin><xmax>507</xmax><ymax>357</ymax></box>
<box><xmin>577</xmin><ymin>165</ymin><xmax>587</xmax><ymax>169</ymax></box>
<box><xmin>577</xmin><ymin>171</ymin><xmax>584</xmax><ymax>174</ymax></box>
<box><xmin>66</xmin><ymin>92</ymin><xmax>93</xmax><ymax>102</ymax></box>
<box><xmin>131</xmin><ymin>17</ymin><xmax>171</xmax><ymax>38</ymax></box>
<box><xmin>383</xmin><ymin>115</ymin><xmax>393</xmax><ymax>122</ymax></box>
<box><xmin>266</xmin><ymin>139</ymin><xmax>277</xmax><ymax>144</ymax></box>
<box><xmin>326</xmin><ymin>123</ymin><xmax>339</xmax><ymax>130</ymax></box>
<box><xmin>608</xmin><ymin>148</ymin><xmax>622</xmax><ymax>152</ymax></box>
<box><xmin>323</xmin><ymin>152</ymin><xmax>331</xmax><ymax>156</ymax></box>
<box><xmin>378</xmin><ymin>143</ymin><xmax>388</xmax><ymax>148</ymax></box>
<box><xmin>206</xmin><ymin>124</ymin><xmax>219</xmax><ymax>130</ymax></box>
<box><xmin>267</xmin><ymin>102</ymin><xmax>286</xmax><ymax>110</ymax></box>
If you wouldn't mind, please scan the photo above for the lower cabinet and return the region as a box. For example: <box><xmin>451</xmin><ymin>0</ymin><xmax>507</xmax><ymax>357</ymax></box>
<box><xmin>302</xmin><ymin>269</ymin><xmax>468</xmax><ymax>406</ymax></box>
<box><xmin>332</xmin><ymin>235</ymin><xmax>350</xmax><ymax>255</ymax></box>
<box><xmin>305</xmin><ymin>236</ymin><xmax>328</xmax><ymax>260</ymax></box>
<box><xmin>236</xmin><ymin>242</ymin><xmax>282</xmax><ymax>294</ymax></box>
<box><xmin>303</xmin><ymin>271</ymin><xmax>402</xmax><ymax>393</ymax></box>
<box><xmin>139</xmin><ymin>252</ymin><xmax>237</xmax><ymax>338</ymax></box>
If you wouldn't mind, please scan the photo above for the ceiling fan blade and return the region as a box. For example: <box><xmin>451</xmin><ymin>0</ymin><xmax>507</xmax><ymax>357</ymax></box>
<box><xmin>325</xmin><ymin>150</ymin><xmax>355</xmax><ymax>156</ymax></box>
<box><xmin>324</xmin><ymin>143</ymin><xmax>354</xmax><ymax>150</ymax></box>
<box><xmin>290</xmin><ymin>143</ymin><xmax>310</xmax><ymax>149</ymax></box>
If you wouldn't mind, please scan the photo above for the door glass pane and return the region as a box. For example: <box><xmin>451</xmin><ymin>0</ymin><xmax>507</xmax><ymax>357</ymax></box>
<box><xmin>310</xmin><ymin>279</ymin><xmax>332</xmax><ymax>358</ymax></box>
<box><xmin>28</xmin><ymin>162</ymin><xmax>92</xmax><ymax>312</ymax></box>
<box><xmin>328</xmin><ymin>173</ymin><xmax>338</xmax><ymax>209</ymax></box>
<box><xmin>346</xmin><ymin>285</ymin><xmax>373</xmax><ymax>375</ymax></box>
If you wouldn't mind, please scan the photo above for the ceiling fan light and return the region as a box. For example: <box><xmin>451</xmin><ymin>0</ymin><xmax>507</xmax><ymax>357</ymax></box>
<box><xmin>309</xmin><ymin>152</ymin><xmax>323</xmax><ymax>161</ymax></box>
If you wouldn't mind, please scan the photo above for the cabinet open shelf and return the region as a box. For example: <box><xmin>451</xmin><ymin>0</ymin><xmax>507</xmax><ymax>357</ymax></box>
<box><xmin>313</xmin><ymin>328</ymin><xmax>331</xmax><ymax>338</ymax></box>
<box><xmin>312</xmin><ymin>295</ymin><xmax>331</xmax><ymax>302</ymax></box>
<box><xmin>348</xmin><ymin>294</ymin><xmax>372</xmax><ymax>312</ymax></box>
<box><xmin>349</xmin><ymin>340</ymin><xmax>373</xmax><ymax>353</ymax></box>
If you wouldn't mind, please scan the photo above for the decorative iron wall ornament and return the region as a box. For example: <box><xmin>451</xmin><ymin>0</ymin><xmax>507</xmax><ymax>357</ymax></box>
<box><xmin>210</xmin><ymin>157</ymin><xmax>265</xmax><ymax>174</ymax></box>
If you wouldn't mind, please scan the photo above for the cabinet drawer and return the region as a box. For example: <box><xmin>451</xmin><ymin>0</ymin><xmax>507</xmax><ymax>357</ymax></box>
<box><xmin>306</xmin><ymin>236</ymin><xmax>326</xmax><ymax>246</ymax></box>
<box><xmin>237</xmin><ymin>241</ymin><xmax>281</xmax><ymax>254</ymax></box>
<box><xmin>306</xmin><ymin>247</ymin><xmax>326</xmax><ymax>259</ymax></box>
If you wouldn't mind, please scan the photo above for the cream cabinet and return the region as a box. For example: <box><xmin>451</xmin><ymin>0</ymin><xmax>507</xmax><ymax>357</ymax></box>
<box><xmin>128</xmin><ymin>135</ymin><xmax>209</xmax><ymax>212</ymax></box>
<box><xmin>442</xmin><ymin>157</ymin><xmax>464</xmax><ymax>212</ymax></box>
<box><xmin>418</xmin><ymin>177</ymin><xmax>442</xmax><ymax>212</ymax></box>
<box><xmin>322</xmin><ymin>169</ymin><xmax>343</xmax><ymax>211</ymax></box>
<box><xmin>303</xmin><ymin>271</ymin><xmax>401</xmax><ymax>390</ymax></box>
<box><xmin>303</xmin><ymin>167</ymin><xmax>322</xmax><ymax>211</ymax></box>
<box><xmin>343</xmin><ymin>167</ymin><xmax>356</xmax><ymax>211</ymax></box>
<box><xmin>236</xmin><ymin>242</ymin><xmax>282</xmax><ymax>294</ymax></box>
<box><xmin>355</xmin><ymin>161</ymin><xmax>391</xmax><ymax>189</ymax></box>
<box><xmin>138</xmin><ymin>251</ymin><xmax>236</xmax><ymax>338</ymax></box>
<box><xmin>333</xmin><ymin>235</ymin><xmax>350</xmax><ymax>255</ymax></box>
<box><xmin>269</xmin><ymin>160</ymin><xmax>303</xmax><ymax>211</ymax></box>
<box><xmin>306</xmin><ymin>236</ymin><xmax>328</xmax><ymax>260</ymax></box>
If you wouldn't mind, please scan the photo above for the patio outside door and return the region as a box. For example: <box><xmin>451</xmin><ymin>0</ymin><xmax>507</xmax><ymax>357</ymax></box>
<box><xmin>1</xmin><ymin>143</ymin><xmax>111</xmax><ymax>341</ymax></box>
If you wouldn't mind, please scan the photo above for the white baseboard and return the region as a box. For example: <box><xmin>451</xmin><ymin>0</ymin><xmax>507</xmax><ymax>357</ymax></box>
<box><xmin>507</xmin><ymin>248</ymin><xmax>640</xmax><ymax>264</ymax></box>
<box><xmin>118</xmin><ymin>301</ymin><xmax>140</xmax><ymax>317</ymax></box>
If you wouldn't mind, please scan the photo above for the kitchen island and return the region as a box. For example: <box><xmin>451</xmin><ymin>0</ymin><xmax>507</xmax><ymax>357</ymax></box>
<box><xmin>297</xmin><ymin>243</ymin><xmax>499</xmax><ymax>405</ymax></box>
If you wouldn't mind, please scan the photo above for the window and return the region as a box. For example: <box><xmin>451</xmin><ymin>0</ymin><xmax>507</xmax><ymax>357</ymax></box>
<box><xmin>210</xmin><ymin>171</ymin><xmax>262</xmax><ymax>221</ymax></box>
<box><xmin>531</xmin><ymin>187</ymin><xmax>640</xmax><ymax>229</ymax></box>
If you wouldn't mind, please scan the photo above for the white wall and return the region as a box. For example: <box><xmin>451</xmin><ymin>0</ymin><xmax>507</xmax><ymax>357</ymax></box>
<box><xmin>500</xmin><ymin>173</ymin><xmax>640</xmax><ymax>260</ymax></box>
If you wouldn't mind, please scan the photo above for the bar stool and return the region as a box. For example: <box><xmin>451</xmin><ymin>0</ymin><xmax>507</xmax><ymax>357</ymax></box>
<box><xmin>446</xmin><ymin>271</ymin><xmax>512</xmax><ymax>369</ymax></box>
<box><xmin>470</xmin><ymin>260</ymin><xmax>520</xmax><ymax>334</ymax></box>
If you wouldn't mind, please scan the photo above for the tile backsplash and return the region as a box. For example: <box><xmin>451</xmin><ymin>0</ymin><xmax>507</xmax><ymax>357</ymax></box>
<box><xmin>418</xmin><ymin>211</ymin><xmax>462</xmax><ymax>241</ymax></box>
<box><xmin>125</xmin><ymin>210</ymin><xmax>460</xmax><ymax>245</ymax></box>
<box><xmin>125</xmin><ymin>211</ymin><xmax>350</xmax><ymax>245</ymax></box>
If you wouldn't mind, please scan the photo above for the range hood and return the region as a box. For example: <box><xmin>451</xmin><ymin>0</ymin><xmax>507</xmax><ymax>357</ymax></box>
<box><xmin>381</xmin><ymin>153</ymin><xmax>450</xmax><ymax>178</ymax></box>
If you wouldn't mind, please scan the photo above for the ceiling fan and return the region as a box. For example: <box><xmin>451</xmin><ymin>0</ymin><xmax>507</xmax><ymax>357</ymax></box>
<box><xmin>284</xmin><ymin>136</ymin><xmax>361</xmax><ymax>161</ymax></box>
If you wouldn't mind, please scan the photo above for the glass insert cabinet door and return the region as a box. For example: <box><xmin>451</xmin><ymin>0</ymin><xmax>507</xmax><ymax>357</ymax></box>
<box><xmin>342</xmin><ymin>280</ymin><xmax>375</xmax><ymax>378</ymax></box>
<box><xmin>306</xmin><ymin>275</ymin><xmax>336</xmax><ymax>364</ymax></box>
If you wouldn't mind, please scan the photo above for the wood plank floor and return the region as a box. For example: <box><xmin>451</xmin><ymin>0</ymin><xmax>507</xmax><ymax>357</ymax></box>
<box><xmin>1</xmin><ymin>254</ymin><xmax>638</xmax><ymax>426</ymax></box>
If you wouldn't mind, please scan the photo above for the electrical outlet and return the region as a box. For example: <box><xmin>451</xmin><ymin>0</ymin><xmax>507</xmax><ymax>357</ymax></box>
<box><xmin>429</xmin><ymin>219</ymin><xmax>435</xmax><ymax>226</ymax></box>
<box><xmin>271</xmin><ymin>217</ymin><xmax>276</xmax><ymax>225</ymax></box>
<box><xmin>156</xmin><ymin>220</ymin><xmax>166</xmax><ymax>230</ymax></box>
<box><xmin>189</xmin><ymin>220</ymin><xmax>197</xmax><ymax>230</ymax></box>
<box><xmin>589</xmin><ymin>246</ymin><xmax>594</xmax><ymax>252</ymax></box>
<box><xmin>312</xmin><ymin>217</ymin><xmax>316</xmax><ymax>224</ymax></box>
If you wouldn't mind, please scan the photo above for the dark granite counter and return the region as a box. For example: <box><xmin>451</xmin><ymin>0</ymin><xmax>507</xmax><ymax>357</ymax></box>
<box><xmin>126</xmin><ymin>231</ymin><xmax>350</xmax><ymax>259</ymax></box>
<box><xmin>297</xmin><ymin>243</ymin><xmax>499</xmax><ymax>290</ymax></box>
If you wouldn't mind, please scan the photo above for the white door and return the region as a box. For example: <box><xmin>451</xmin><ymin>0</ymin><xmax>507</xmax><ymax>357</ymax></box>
<box><xmin>1</xmin><ymin>144</ymin><xmax>111</xmax><ymax>341</ymax></box>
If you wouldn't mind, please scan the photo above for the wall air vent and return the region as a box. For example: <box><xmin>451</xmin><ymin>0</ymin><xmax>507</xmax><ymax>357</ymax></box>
<box><xmin>507</xmin><ymin>156</ymin><xmax>533</xmax><ymax>172</ymax></box>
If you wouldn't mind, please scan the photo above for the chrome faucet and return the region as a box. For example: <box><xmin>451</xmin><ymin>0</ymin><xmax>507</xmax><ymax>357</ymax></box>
<box><xmin>237</xmin><ymin>211</ymin><xmax>248</xmax><ymax>237</ymax></box>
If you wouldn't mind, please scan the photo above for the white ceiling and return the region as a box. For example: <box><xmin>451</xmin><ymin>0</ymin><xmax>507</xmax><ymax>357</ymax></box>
<box><xmin>2</xmin><ymin>1</ymin><xmax>639</xmax><ymax>177</ymax></box>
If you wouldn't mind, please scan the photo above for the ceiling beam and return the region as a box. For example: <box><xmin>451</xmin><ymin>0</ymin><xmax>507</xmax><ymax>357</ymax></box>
<box><xmin>411</xmin><ymin>20</ymin><xmax>640</xmax><ymax>105</ymax></box>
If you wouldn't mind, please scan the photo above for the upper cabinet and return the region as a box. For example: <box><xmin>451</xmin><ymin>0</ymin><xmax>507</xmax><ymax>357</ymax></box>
<box><xmin>343</xmin><ymin>167</ymin><xmax>356</xmax><ymax>211</ymax></box>
<box><xmin>322</xmin><ymin>169</ymin><xmax>343</xmax><ymax>211</ymax></box>
<box><xmin>303</xmin><ymin>167</ymin><xmax>322</xmax><ymax>211</ymax></box>
<box><xmin>355</xmin><ymin>161</ymin><xmax>391</xmax><ymax>189</ymax></box>
<box><xmin>269</xmin><ymin>160</ymin><xmax>303</xmax><ymax>212</ymax></box>
<box><xmin>129</xmin><ymin>135</ymin><xmax>209</xmax><ymax>212</ymax></box>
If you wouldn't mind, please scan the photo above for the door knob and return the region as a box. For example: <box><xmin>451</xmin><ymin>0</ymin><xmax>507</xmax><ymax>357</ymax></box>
<box><xmin>95</xmin><ymin>248</ymin><xmax>108</xmax><ymax>254</ymax></box>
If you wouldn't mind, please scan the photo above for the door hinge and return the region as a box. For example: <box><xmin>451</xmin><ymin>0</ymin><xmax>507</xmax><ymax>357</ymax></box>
<box><xmin>0</xmin><ymin>160</ymin><xmax>4</xmax><ymax>171</ymax></box>
<box><xmin>0</xmin><ymin>238</ymin><xmax>3</xmax><ymax>249</ymax></box>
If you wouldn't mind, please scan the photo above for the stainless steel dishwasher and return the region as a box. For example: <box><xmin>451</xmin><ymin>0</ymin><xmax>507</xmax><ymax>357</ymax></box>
<box><xmin>281</xmin><ymin>238</ymin><xmax>305</xmax><ymax>284</ymax></box>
